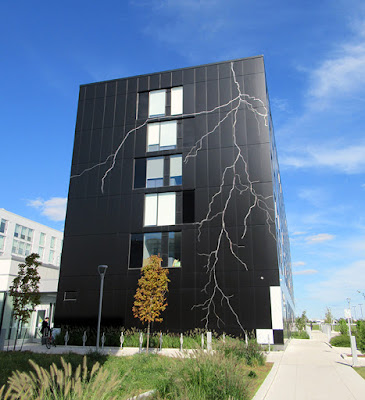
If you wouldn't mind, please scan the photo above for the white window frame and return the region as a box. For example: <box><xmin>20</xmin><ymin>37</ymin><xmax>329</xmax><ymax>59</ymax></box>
<box><xmin>148</xmin><ymin>89</ymin><xmax>166</xmax><ymax>117</ymax></box>
<box><xmin>147</xmin><ymin>121</ymin><xmax>177</xmax><ymax>152</ymax></box>
<box><xmin>144</xmin><ymin>192</ymin><xmax>176</xmax><ymax>226</ymax></box>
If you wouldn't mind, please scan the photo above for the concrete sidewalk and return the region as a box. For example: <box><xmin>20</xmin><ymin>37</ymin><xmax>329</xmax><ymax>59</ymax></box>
<box><xmin>254</xmin><ymin>331</ymin><xmax>365</xmax><ymax>400</ymax></box>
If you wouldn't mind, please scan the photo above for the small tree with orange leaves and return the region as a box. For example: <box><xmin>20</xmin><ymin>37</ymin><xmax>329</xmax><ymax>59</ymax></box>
<box><xmin>132</xmin><ymin>255</ymin><xmax>170</xmax><ymax>351</ymax></box>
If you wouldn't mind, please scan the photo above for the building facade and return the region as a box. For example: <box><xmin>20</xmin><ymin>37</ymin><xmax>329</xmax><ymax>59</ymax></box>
<box><xmin>55</xmin><ymin>56</ymin><xmax>294</xmax><ymax>344</ymax></box>
<box><xmin>0</xmin><ymin>209</ymin><xmax>63</xmax><ymax>342</ymax></box>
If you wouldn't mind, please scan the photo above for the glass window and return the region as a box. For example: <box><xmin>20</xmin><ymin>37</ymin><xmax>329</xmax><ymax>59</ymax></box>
<box><xmin>0</xmin><ymin>235</ymin><xmax>5</xmax><ymax>251</ymax></box>
<box><xmin>14</xmin><ymin>224</ymin><xmax>20</xmax><ymax>238</ymax></box>
<box><xmin>48</xmin><ymin>250</ymin><xmax>54</xmax><ymax>263</ymax></box>
<box><xmin>147</xmin><ymin>121</ymin><xmax>177</xmax><ymax>152</ymax></box>
<box><xmin>21</xmin><ymin>226</ymin><xmax>27</xmax><ymax>240</ymax></box>
<box><xmin>12</xmin><ymin>239</ymin><xmax>18</xmax><ymax>254</ymax></box>
<box><xmin>25</xmin><ymin>243</ymin><xmax>31</xmax><ymax>256</ymax></box>
<box><xmin>39</xmin><ymin>233</ymin><xmax>46</xmax><ymax>246</ymax></box>
<box><xmin>50</xmin><ymin>236</ymin><xmax>56</xmax><ymax>249</ymax></box>
<box><xmin>148</xmin><ymin>89</ymin><xmax>166</xmax><ymax>117</ymax></box>
<box><xmin>146</xmin><ymin>157</ymin><xmax>164</xmax><ymax>188</ymax></box>
<box><xmin>171</xmin><ymin>87</ymin><xmax>183</xmax><ymax>115</ymax></box>
<box><xmin>143</xmin><ymin>232</ymin><xmax>162</xmax><ymax>266</ymax></box>
<box><xmin>130</xmin><ymin>233</ymin><xmax>143</xmax><ymax>268</ymax></box>
<box><xmin>134</xmin><ymin>159</ymin><xmax>147</xmax><ymax>189</ymax></box>
<box><xmin>144</xmin><ymin>193</ymin><xmax>176</xmax><ymax>227</ymax></box>
<box><xmin>183</xmin><ymin>190</ymin><xmax>195</xmax><ymax>223</ymax></box>
<box><xmin>18</xmin><ymin>241</ymin><xmax>24</xmax><ymax>255</ymax></box>
<box><xmin>170</xmin><ymin>155</ymin><xmax>182</xmax><ymax>186</ymax></box>
<box><xmin>27</xmin><ymin>229</ymin><xmax>33</xmax><ymax>242</ymax></box>
<box><xmin>38</xmin><ymin>247</ymin><xmax>44</xmax><ymax>259</ymax></box>
<box><xmin>168</xmin><ymin>232</ymin><xmax>182</xmax><ymax>267</ymax></box>
<box><xmin>0</xmin><ymin>219</ymin><xmax>7</xmax><ymax>234</ymax></box>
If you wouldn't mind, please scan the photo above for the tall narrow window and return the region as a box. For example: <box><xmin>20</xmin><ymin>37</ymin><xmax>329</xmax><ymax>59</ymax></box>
<box><xmin>39</xmin><ymin>232</ymin><xmax>46</xmax><ymax>246</ymax></box>
<box><xmin>146</xmin><ymin>157</ymin><xmax>164</xmax><ymax>188</ymax></box>
<box><xmin>0</xmin><ymin>235</ymin><xmax>5</xmax><ymax>251</ymax></box>
<box><xmin>148</xmin><ymin>90</ymin><xmax>166</xmax><ymax>117</ymax></box>
<box><xmin>144</xmin><ymin>193</ymin><xmax>176</xmax><ymax>226</ymax></box>
<box><xmin>50</xmin><ymin>236</ymin><xmax>56</xmax><ymax>249</ymax></box>
<box><xmin>171</xmin><ymin>87</ymin><xmax>183</xmax><ymax>115</ymax></box>
<box><xmin>170</xmin><ymin>155</ymin><xmax>182</xmax><ymax>186</ymax></box>
<box><xmin>49</xmin><ymin>250</ymin><xmax>55</xmax><ymax>263</ymax></box>
<box><xmin>0</xmin><ymin>219</ymin><xmax>7</xmax><ymax>234</ymax></box>
<box><xmin>168</xmin><ymin>232</ymin><xmax>182</xmax><ymax>267</ymax></box>
<box><xmin>143</xmin><ymin>232</ymin><xmax>162</xmax><ymax>266</ymax></box>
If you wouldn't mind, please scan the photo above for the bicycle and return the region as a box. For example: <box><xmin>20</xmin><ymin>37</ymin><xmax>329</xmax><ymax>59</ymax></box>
<box><xmin>44</xmin><ymin>329</ymin><xmax>57</xmax><ymax>349</ymax></box>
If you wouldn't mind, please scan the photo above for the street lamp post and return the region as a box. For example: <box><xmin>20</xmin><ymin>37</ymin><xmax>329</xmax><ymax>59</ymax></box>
<box><xmin>96</xmin><ymin>265</ymin><xmax>108</xmax><ymax>351</ymax></box>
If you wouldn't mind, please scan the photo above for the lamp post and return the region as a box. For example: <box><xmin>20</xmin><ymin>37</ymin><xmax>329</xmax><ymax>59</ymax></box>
<box><xmin>96</xmin><ymin>265</ymin><xmax>108</xmax><ymax>351</ymax></box>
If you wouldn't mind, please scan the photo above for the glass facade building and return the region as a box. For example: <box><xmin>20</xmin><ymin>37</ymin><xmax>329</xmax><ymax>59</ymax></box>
<box><xmin>55</xmin><ymin>56</ymin><xmax>294</xmax><ymax>344</ymax></box>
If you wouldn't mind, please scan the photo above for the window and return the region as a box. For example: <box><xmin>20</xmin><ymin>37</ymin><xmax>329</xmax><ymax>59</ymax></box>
<box><xmin>129</xmin><ymin>231</ymin><xmax>182</xmax><ymax>269</ymax></box>
<box><xmin>39</xmin><ymin>232</ymin><xmax>45</xmax><ymax>246</ymax></box>
<box><xmin>143</xmin><ymin>232</ymin><xmax>162</xmax><ymax>265</ymax></box>
<box><xmin>48</xmin><ymin>250</ymin><xmax>54</xmax><ymax>263</ymax></box>
<box><xmin>147</xmin><ymin>121</ymin><xmax>177</xmax><ymax>152</ymax></box>
<box><xmin>183</xmin><ymin>190</ymin><xmax>195</xmax><ymax>223</ymax></box>
<box><xmin>168</xmin><ymin>232</ymin><xmax>181</xmax><ymax>267</ymax></box>
<box><xmin>148</xmin><ymin>87</ymin><xmax>183</xmax><ymax>118</ymax></box>
<box><xmin>149</xmin><ymin>90</ymin><xmax>166</xmax><ymax>117</ymax></box>
<box><xmin>171</xmin><ymin>87</ymin><xmax>183</xmax><ymax>115</ymax></box>
<box><xmin>170</xmin><ymin>155</ymin><xmax>182</xmax><ymax>186</ymax></box>
<box><xmin>14</xmin><ymin>224</ymin><xmax>33</xmax><ymax>242</ymax></box>
<box><xmin>0</xmin><ymin>219</ymin><xmax>7</xmax><ymax>234</ymax></box>
<box><xmin>0</xmin><ymin>235</ymin><xmax>5</xmax><ymax>252</ymax></box>
<box><xmin>146</xmin><ymin>157</ymin><xmax>164</xmax><ymax>188</ymax></box>
<box><xmin>38</xmin><ymin>247</ymin><xmax>44</xmax><ymax>259</ymax></box>
<box><xmin>134</xmin><ymin>154</ymin><xmax>182</xmax><ymax>189</ymax></box>
<box><xmin>144</xmin><ymin>193</ymin><xmax>176</xmax><ymax>226</ymax></box>
<box><xmin>50</xmin><ymin>236</ymin><xmax>56</xmax><ymax>249</ymax></box>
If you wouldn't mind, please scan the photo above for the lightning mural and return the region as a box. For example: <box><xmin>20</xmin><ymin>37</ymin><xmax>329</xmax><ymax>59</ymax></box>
<box><xmin>70</xmin><ymin>61</ymin><xmax>278</xmax><ymax>335</ymax></box>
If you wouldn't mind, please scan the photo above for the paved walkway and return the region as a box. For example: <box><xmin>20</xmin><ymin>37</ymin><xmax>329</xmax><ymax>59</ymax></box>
<box><xmin>254</xmin><ymin>331</ymin><xmax>365</xmax><ymax>400</ymax></box>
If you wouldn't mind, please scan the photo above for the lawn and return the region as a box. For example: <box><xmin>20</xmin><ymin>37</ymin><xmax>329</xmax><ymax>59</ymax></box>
<box><xmin>0</xmin><ymin>349</ymin><xmax>272</xmax><ymax>399</ymax></box>
<box><xmin>354</xmin><ymin>366</ymin><xmax>365</xmax><ymax>380</ymax></box>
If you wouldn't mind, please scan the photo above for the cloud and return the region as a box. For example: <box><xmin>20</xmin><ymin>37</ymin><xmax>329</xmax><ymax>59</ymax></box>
<box><xmin>292</xmin><ymin>261</ymin><xmax>306</xmax><ymax>267</ymax></box>
<box><xmin>294</xmin><ymin>269</ymin><xmax>318</xmax><ymax>276</ymax></box>
<box><xmin>306</xmin><ymin>260</ymin><xmax>365</xmax><ymax>302</ymax></box>
<box><xmin>291</xmin><ymin>231</ymin><xmax>306</xmax><ymax>236</ymax></box>
<box><xmin>362</xmin><ymin>184</ymin><xmax>365</xmax><ymax>189</ymax></box>
<box><xmin>281</xmin><ymin>144</ymin><xmax>365</xmax><ymax>173</ymax></box>
<box><xmin>305</xmin><ymin>233</ymin><xmax>335</xmax><ymax>243</ymax></box>
<box><xmin>307</xmin><ymin>22</ymin><xmax>365</xmax><ymax>106</ymax></box>
<box><xmin>28</xmin><ymin>197</ymin><xmax>67</xmax><ymax>221</ymax></box>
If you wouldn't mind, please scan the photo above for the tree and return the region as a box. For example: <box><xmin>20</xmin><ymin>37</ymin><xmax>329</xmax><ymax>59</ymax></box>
<box><xmin>9</xmin><ymin>253</ymin><xmax>41</xmax><ymax>350</ymax></box>
<box><xmin>324</xmin><ymin>307</ymin><xmax>333</xmax><ymax>324</ymax></box>
<box><xmin>132</xmin><ymin>255</ymin><xmax>170</xmax><ymax>351</ymax></box>
<box><xmin>295</xmin><ymin>311</ymin><xmax>308</xmax><ymax>332</ymax></box>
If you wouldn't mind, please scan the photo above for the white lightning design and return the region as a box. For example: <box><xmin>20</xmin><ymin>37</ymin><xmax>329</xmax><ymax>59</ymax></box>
<box><xmin>71</xmin><ymin>62</ymin><xmax>276</xmax><ymax>334</ymax></box>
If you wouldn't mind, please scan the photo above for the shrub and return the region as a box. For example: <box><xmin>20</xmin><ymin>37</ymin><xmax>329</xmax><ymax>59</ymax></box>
<box><xmin>0</xmin><ymin>356</ymin><xmax>123</xmax><ymax>399</ymax></box>
<box><xmin>330</xmin><ymin>335</ymin><xmax>351</xmax><ymax>347</ymax></box>
<box><xmin>356</xmin><ymin>320</ymin><xmax>365</xmax><ymax>353</ymax></box>
<box><xmin>219</xmin><ymin>337</ymin><xmax>265</xmax><ymax>366</ymax></box>
<box><xmin>155</xmin><ymin>350</ymin><xmax>249</xmax><ymax>400</ymax></box>
<box><xmin>291</xmin><ymin>331</ymin><xmax>310</xmax><ymax>339</ymax></box>
<box><xmin>338</xmin><ymin>319</ymin><xmax>348</xmax><ymax>336</ymax></box>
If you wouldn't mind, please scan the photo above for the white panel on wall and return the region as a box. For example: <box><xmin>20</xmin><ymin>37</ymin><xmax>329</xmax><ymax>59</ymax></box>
<box><xmin>171</xmin><ymin>87</ymin><xmax>183</xmax><ymax>115</ymax></box>
<box><xmin>148</xmin><ymin>90</ymin><xmax>166</xmax><ymax>117</ymax></box>
<box><xmin>144</xmin><ymin>194</ymin><xmax>157</xmax><ymax>226</ymax></box>
<box><xmin>170</xmin><ymin>155</ymin><xmax>182</xmax><ymax>176</ymax></box>
<box><xmin>256</xmin><ymin>329</ymin><xmax>274</xmax><ymax>345</ymax></box>
<box><xmin>270</xmin><ymin>286</ymin><xmax>284</xmax><ymax>330</ymax></box>
<box><xmin>157</xmin><ymin>193</ymin><xmax>176</xmax><ymax>226</ymax></box>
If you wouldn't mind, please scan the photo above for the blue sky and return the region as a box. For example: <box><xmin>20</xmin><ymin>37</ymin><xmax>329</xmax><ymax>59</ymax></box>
<box><xmin>1</xmin><ymin>0</ymin><xmax>365</xmax><ymax>320</ymax></box>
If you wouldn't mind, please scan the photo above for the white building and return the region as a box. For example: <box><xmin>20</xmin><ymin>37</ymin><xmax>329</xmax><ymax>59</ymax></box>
<box><xmin>0</xmin><ymin>209</ymin><xmax>63</xmax><ymax>344</ymax></box>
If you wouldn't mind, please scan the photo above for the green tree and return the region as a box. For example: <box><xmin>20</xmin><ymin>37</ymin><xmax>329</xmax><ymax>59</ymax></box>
<box><xmin>9</xmin><ymin>253</ymin><xmax>41</xmax><ymax>350</ymax></box>
<box><xmin>132</xmin><ymin>255</ymin><xmax>170</xmax><ymax>351</ymax></box>
<box><xmin>295</xmin><ymin>311</ymin><xmax>308</xmax><ymax>332</ymax></box>
<box><xmin>324</xmin><ymin>307</ymin><xmax>333</xmax><ymax>324</ymax></box>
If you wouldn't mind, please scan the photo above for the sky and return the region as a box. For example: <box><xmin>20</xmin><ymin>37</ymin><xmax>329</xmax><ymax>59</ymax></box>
<box><xmin>1</xmin><ymin>0</ymin><xmax>365</xmax><ymax>320</ymax></box>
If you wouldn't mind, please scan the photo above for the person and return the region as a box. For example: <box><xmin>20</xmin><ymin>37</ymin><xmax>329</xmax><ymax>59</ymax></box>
<box><xmin>41</xmin><ymin>317</ymin><xmax>50</xmax><ymax>343</ymax></box>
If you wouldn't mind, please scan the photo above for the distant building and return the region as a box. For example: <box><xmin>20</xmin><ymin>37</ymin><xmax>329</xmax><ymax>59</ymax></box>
<box><xmin>55</xmin><ymin>56</ymin><xmax>294</xmax><ymax>344</ymax></box>
<box><xmin>0</xmin><ymin>209</ymin><xmax>63</xmax><ymax>342</ymax></box>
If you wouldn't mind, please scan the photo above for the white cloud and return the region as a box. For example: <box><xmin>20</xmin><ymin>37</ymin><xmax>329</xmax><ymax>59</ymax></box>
<box><xmin>281</xmin><ymin>144</ymin><xmax>365</xmax><ymax>173</ymax></box>
<box><xmin>294</xmin><ymin>269</ymin><xmax>318</xmax><ymax>276</ymax></box>
<box><xmin>306</xmin><ymin>260</ymin><xmax>365</xmax><ymax>302</ymax></box>
<box><xmin>307</xmin><ymin>22</ymin><xmax>365</xmax><ymax>106</ymax></box>
<box><xmin>362</xmin><ymin>184</ymin><xmax>365</xmax><ymax>189</ymax></box>
<box><xmin>291</xmin><ymin>231</ymin><xmax>306</xmax><ymax>236</ymax></box>
<box><xmin>305</xmin><ymin>233</ymin><xmax>335</xmax><ymax>243</ymax></box>
<box><xmin>28</xmin><ymin>197</ymin><xmax>67</xmax><ymax>222</ymax></box>
<box><xmin>292</xmin><ymin>261</ymin><xmax>306</xmax><ymax>267</ymax></box>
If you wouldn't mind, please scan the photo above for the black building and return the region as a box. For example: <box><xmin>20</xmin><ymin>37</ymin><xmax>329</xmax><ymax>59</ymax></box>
<box><xmin>55</xmin><ymin>56</ymin><xmax>294</xmax><ymax>344</ymax></box>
